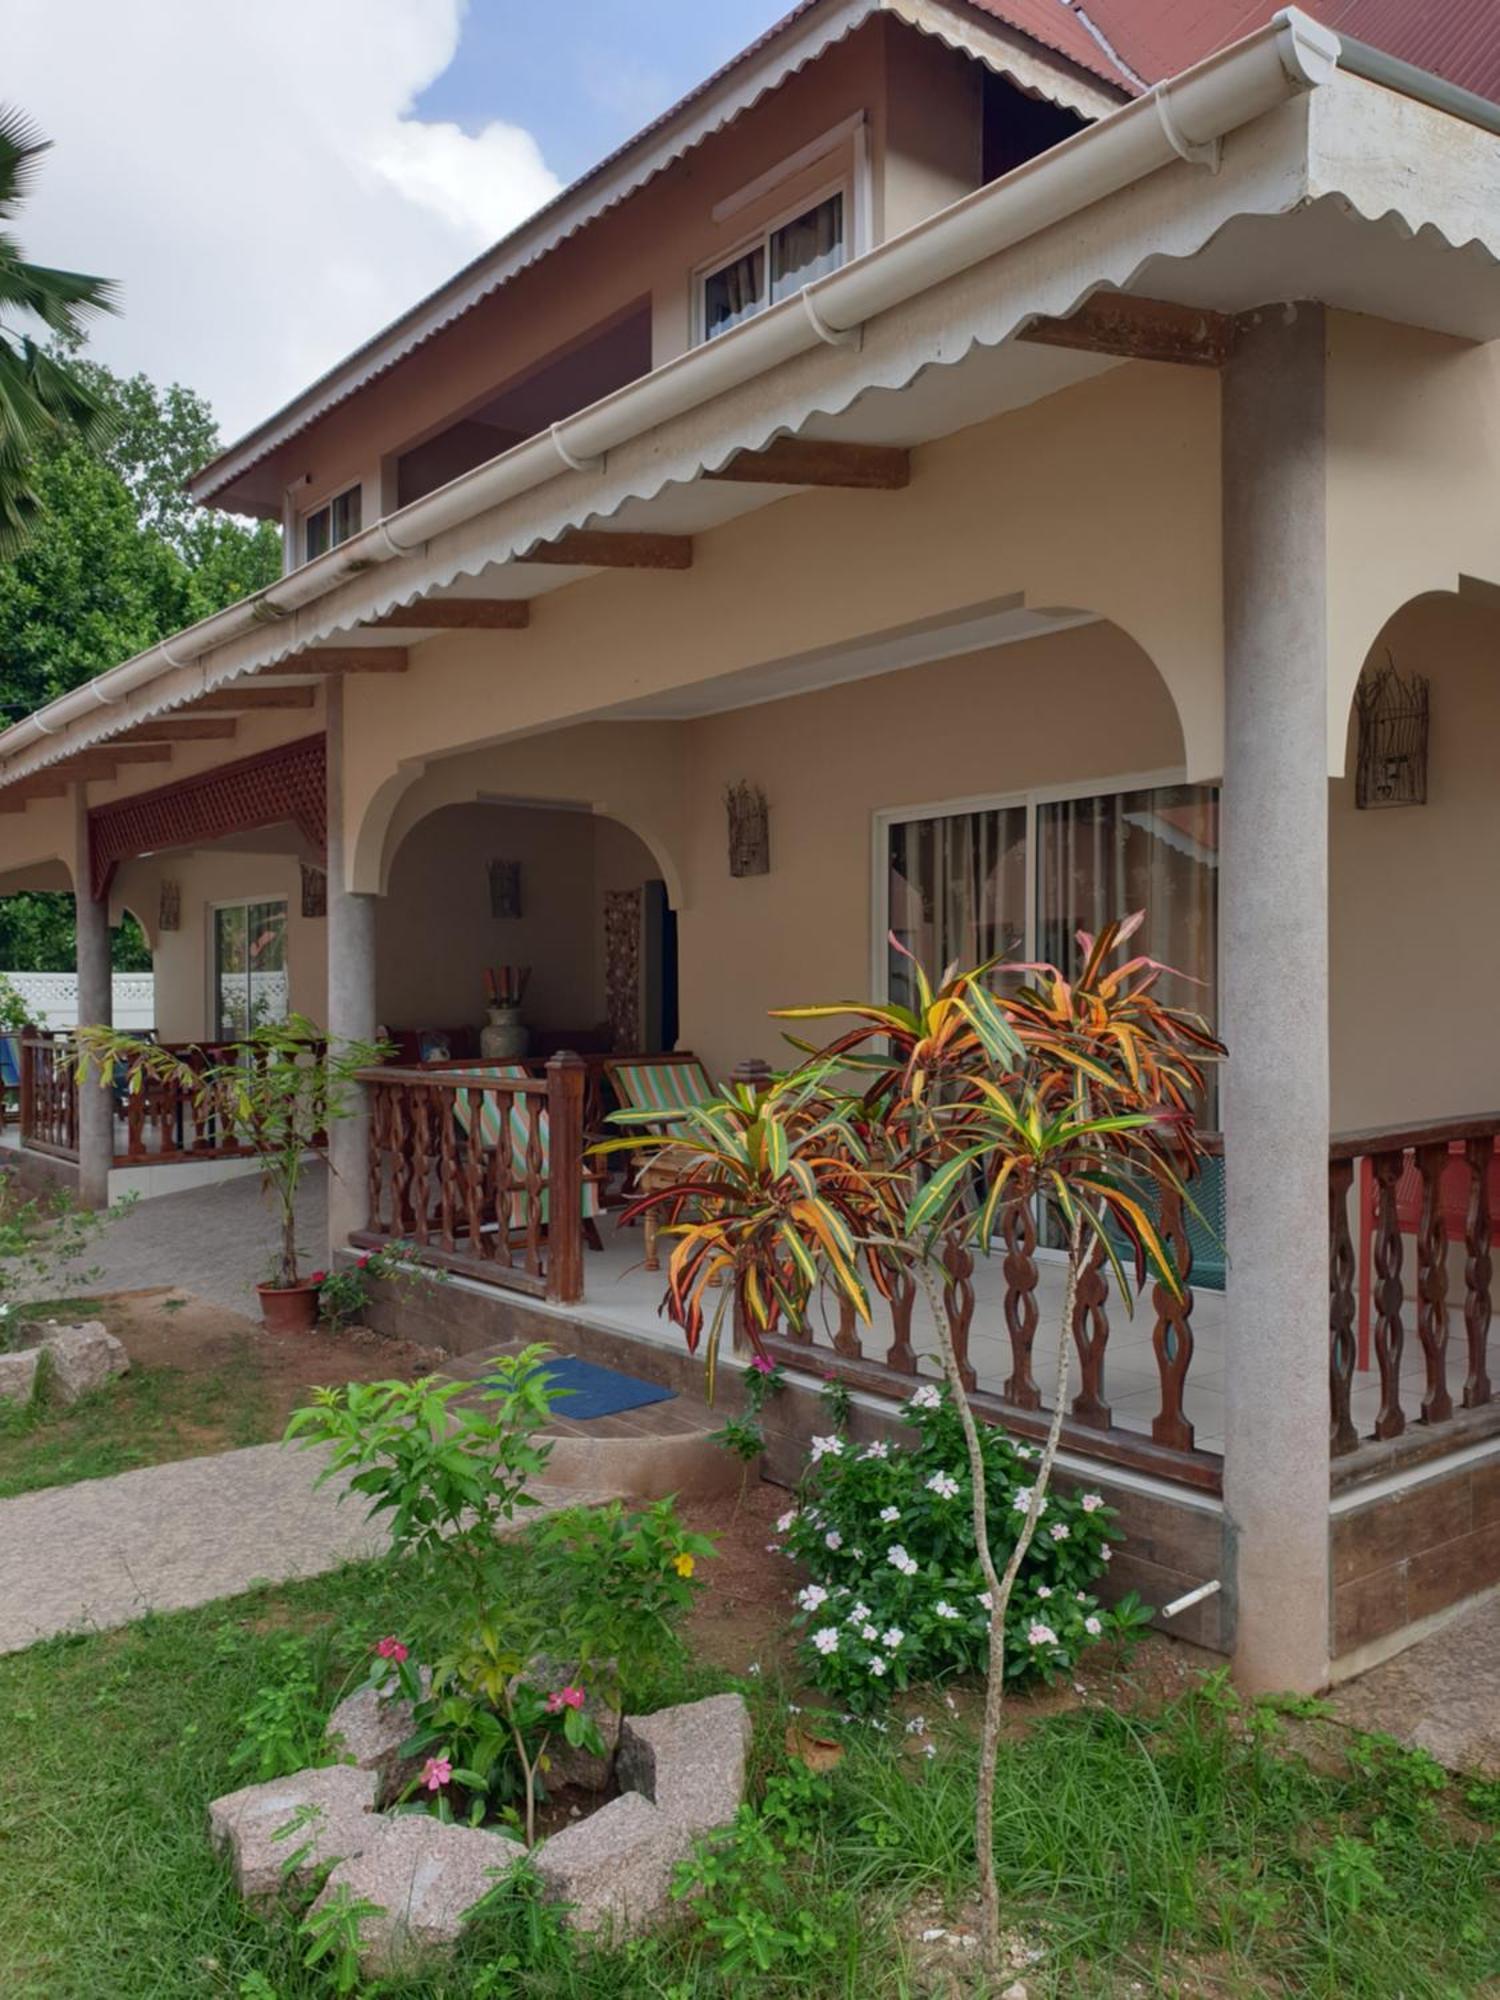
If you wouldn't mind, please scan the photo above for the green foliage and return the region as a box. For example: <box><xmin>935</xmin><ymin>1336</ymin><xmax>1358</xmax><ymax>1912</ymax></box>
<box><xmin>0</xmin><ymin>896</ymin><xmax>152</xmax><ymax>974</ymax></box>
<box><xmin>531</xmin><ymin>1496</ymin><xmax>716</xmax><ymax>1686</ymax></box>
<box><xmin>779</xmin><ymin>1383</ymin><xmax>1144</xmax><ymax>1708</ymax></box>
<box><xmin>0</xmin><ymin>1186</ymin><xmax>113</xmax><ymax>1339</ymax></box>
<box><xmin>673</xmin><ymin>1764</ymin><xmax>842</xmax><ymax>1981</ymax></box>
<box><xmin>0</xmin><ymin>973</ymin><xmax>35</xmax><ymax>1031</ymax></box>
<box><xmin>75</xmin><ymin>1016</ymin><xmax>388</xmax><ymax>1286</ymax></box>
<box><xmin>227</xmin><ymin>1640</ymin><xmax>332</xmax><ymax>1784</ymax></box>
<box><xmin>708</xmin><ymin>1355</ymin><xmax>783</xmax><ymax>1469</ymax></box>
<box><xmin>297</xmin><ymin>1882</ymin><xmax>385</xmax><ymax>1995</ymax></box>
<box><xmin>314</xmin><ymin>1243</ymin><xmax>435</xmax><ymax>1334</ymax></box>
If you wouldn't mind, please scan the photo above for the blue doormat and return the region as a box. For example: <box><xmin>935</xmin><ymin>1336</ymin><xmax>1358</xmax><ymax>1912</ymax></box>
<box><xmin>538</xmin><ymin>1354</ymin><xmax>677</xmax><ymax>1421</ymax></box>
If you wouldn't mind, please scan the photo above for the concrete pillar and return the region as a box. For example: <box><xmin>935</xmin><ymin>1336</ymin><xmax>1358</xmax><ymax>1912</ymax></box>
<box><xmin>74</xmin><ymin>791</ymin><xmax>113</xmax><ymax>1210</ymax></box>
<box><xmin>324</xmin><ymin>680</ymin><xmax>378</xmax><ymax>1260</ymax></box>
<box><xmin>1221</xmin><ymin>303</ymin><xmax>1331</xmax><ymax>1694</ymax></box>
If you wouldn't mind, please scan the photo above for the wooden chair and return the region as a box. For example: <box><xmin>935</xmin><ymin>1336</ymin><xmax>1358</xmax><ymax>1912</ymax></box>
<box><xmin>603</xmin><ymin>1053</ymin><xmax>718</xmax><ymax>1267</ymax></box>
<box><xmin>449</xmin><ymin>1062</ymin><xmax>605</xmax><ymax>1252</ymax></box>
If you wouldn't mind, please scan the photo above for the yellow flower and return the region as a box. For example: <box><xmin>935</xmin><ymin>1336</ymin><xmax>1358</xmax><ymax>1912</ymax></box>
<box><xmin>673</xmin><ymin>1552</ymin><xmax>696</xmax><ymax>1578</ymax></box>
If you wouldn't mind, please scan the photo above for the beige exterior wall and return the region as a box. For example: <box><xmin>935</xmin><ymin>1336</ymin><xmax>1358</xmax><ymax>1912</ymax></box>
<box><xmin>1329</xmin><ymin>590</ymin><xmax>1500</xmax><ymax>1133</ymax></box>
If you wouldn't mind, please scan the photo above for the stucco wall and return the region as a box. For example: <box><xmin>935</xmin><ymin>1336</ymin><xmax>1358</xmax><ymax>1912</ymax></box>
<box><xmin>1329</xmin><ymin>590</ymin><xmax>1500</xmax><ymax>1132</ymax></box>
<box><xmin>374</xmin><ymin>800</ymin><xmax>656</xmax><ymax>1036</ymax></box>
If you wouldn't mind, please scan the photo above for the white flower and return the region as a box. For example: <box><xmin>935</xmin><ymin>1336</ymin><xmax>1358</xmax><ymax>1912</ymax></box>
<box><xmin>922</xmin><ymin>1741</ymin><xmax>938</xmax><ymax>1759</ymax></box>
<box><xmin>1085</xmin><ymin>1615</ymin><xmax>1103</xmax><ymax>1637</ymax></box>
<box><xmin>977</xmin><ymin>1589</ymin><xmax>994</xmax><ymax>1612</ymax></box>
<box><xmin>1027</xmin><ymin>1622</ymin><xmax>1058</xmax><ymax>1648</ymax></box>
<box><xmin>886</xmin><ymin>1544</ymin><xmax>917</xmax><ymax>1576</ymax></box>
<box><xmin>765</xmin><ymin>1543</ymin><xmax>781</xmax><ymax>1554</ymax></box>
<box><xmin>879</xmin><ymin>1506</ymin><xmax>902</xmax><ymax>1524</ymax></box>
<box><xmin>860</xmin><ymin>1623</ymin><xmax>879</xmax><ymax>1642</ymax></box>
<box><xmin>882</xmin><ymin>1627</ymin><xmax>905</xmax><ymax>1650</ymax></box>
<box><xmin>867</xmin><ymin>1656</ymin><xmax>888</xmax><ymax>1677</ymax></box>
<box><xmin>846</xmin><ymin>1601</ymin><xmax>871</xmax><ymax>1624</ymax></box>
<box><xmin>904</xmin><ymin>1715</ymin><xmax>928</xmax><ymax>1735</ymax></box>
<box><xmin>1049</xmin><ymin>1522</ymin><xmax>1070</xmax><ymax>1543</ymax></box>
<box><xmin>825</xmin><ymin>1530</ymin><xmax>843</xmax><ymax>1551</ymax></box>
<box><xmin>934</xmin><ymin>1600</ymin><xmax>960</xmax><ymax>1621</ymax></box>
<box><xmin>835</xmin><ymin>1585</ymin><xmax>850</xmax><ymax>1598</ymax></box>
<box><xmin>1076</xmin><ymin>1591</ymin><xmax>1088</xmax><ymax>1603</ymax></box>
<box><xmin>1036</xmin><ymin>1585</ymin><xmax>1052</xmax><ymax>1600</ymax></box>
<box><xmin>850</xmin><ymin>1548</ymin><xmax>865</xmax><ymax>1561</ymax></box>
<box><xmin>1100</xmin><ymin>1544</ymin><xmax>1113</xmax><ymax>1561</ymax></box>
<box><xmin>1081</xmin><ymin>1492</ymin><xmax>1105</xmax><ymax>1513</ymax></box>
<box><xmin>811</xmin><ymin>1626</ymin><xmax>840</xmax><ymax>1656</ymax></box>
<box><xmin>925</xmin><ymin>1472</ymin><xmax>960</xmax><ymax>1500</ymax></box>
<box><xmin>775</xmin><ymin>1510</ymin><xmax>798</xmax><ymax>1533</ymax></box>
<box><xmin>859</xmin><ymin>1439</ymin><xmax>890</xmax><ymax>1461</ymax></box>
<box><xmin>747</xmin><ymin>1662</ymin><xmax>761</xmax><ymax>1675</ymax></box>
<box><xmin>907</xmin><ymin>1383</ymin><xmax>943</xmax><ymax>1411</ymax></box>
<box><xmin>1012</xmin><ymin>1488</ymin><xmax>1034</xmax><ymax>1513</ymax></box>
<box><xmin>1014</xmin><ymin>1443</ymin><xmax>1035</xmax><ymax>1461</ymax></box>
<box><xmin>796</xmin><ymin>1584</ymin><xmax>829</xmax><ymax>1613</ymax></box>
<box><xmin>810</xmin><ymin>1435</ymin><xmax>844</xmax><ymax>1462</ymax></box>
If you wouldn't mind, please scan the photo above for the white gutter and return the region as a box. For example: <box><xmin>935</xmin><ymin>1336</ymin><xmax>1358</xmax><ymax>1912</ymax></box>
<box><xmin>0</xmin><ymin>7</ymin><xmax>1340</xmax><ymax>779</ymax></box>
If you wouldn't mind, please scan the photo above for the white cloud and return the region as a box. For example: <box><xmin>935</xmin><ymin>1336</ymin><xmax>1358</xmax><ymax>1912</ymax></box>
<box><xmin>5</xmin><ymin>0</ymin><xmax>564</xmax><ymax>441</ymax></box>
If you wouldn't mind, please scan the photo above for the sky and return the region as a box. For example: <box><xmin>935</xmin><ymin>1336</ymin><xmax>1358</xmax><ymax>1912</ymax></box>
<box><xmin>5</xmin><ymin>0</ymin><xmax>789</xmax><ymax>448</ymax></box>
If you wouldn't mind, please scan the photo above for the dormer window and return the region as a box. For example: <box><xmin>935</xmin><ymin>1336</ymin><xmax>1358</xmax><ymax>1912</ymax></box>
<box><xmin>302</xmin><ymin>483</ymin><xmax>362</xmax><ymax>562</ymax></box>
<box><xmin>700</xmin><ymin>188</ymin><xmax>846</xmax><ymax>342</ymax></box>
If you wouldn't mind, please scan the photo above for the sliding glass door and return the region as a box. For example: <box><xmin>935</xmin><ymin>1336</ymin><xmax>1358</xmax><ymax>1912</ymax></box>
<box><xmin>213</xmin><ymin>901</ymin><xmax>288</xmax><ymax>1040</ymax></box>
<box><xmin>886</xmin><ymin>805</ymin><xmax>1027</xmax><ymax>1013</ymax></box>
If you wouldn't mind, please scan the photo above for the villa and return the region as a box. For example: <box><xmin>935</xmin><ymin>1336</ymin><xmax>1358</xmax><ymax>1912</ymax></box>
<box><xmin>1</xmin><ymin>0</ymin><xmax>1499</xmax><ymax>1699</ymax></box>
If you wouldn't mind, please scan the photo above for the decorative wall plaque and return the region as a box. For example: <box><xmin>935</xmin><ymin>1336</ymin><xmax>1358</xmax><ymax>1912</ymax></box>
<box><xmin>300</xmin><ymin>863</ymin><xmax>327</xmax><ymax>918</ymax></box>
<box><xmin>1356</xmin><ymin>655</ymin><xmax>1429</xmax><ymax>810</ymax></box>
<box><xmin>158</xmin><ymin>880</ymin><xmax>181</xmax><ymax>932</ymax></box>
<box><xmin>488</xmin><ymin>859</ymin><xmax>522</xmax><ymax>918</ymax></box>
<box><xmin>725</xmin><ymin>780</ymin><xmax>769</xmax><ymax>877</ymax></box>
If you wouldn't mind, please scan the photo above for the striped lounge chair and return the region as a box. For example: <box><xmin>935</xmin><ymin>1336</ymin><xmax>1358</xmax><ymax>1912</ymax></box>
<box><xmin>603</xmin><ymin>1053</ymin><xmax>715</xmax><ymax>1130</ymax></box>
<box><xmin>448</xmin><ymin>1062</ymin><xmax>603</xmax><ymax>1251</ymax></box>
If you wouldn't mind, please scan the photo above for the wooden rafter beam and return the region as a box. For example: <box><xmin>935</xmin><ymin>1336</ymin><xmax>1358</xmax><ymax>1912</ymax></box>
<box><xmin>113</xmin><ymin>717</ymin><xmax>238</xmax><ymax>743</ymax></box>
<box><xmin>526</xmin><ymin>530</ymin><xmax>693</xmax><ymax>571</ymax></box>
<box><xmin>272</xmin><ymin>648</ymin><xmax>409</xmax><ymax>674</ymax></box>
<box><xmin>188</xmin><ymin>685</ymin><xmax>317</xmax><ymax>712</ymax></box>
<box><xmin>707</xmin><ymin>437</ymin><xmax>910</xmax><ymax>489</ymax></box>
<box><xmin>1019</xmin><ymin>294</ymin><xmax>1233</xmax><ymax>369</ymax></box>
<box><xmin>0</xmin><ymin>780</ymin><xmax>67</xmax><ymax>812</ymax></box>
<box><xmin>370</xmin><ymin>599</ymin><xmax>530</xmax><ymax>631</ymax></box>
<box><xmin>34</xmin><ymin>754</ymin><xmax>120</xmax><ymax>782</ymax></box>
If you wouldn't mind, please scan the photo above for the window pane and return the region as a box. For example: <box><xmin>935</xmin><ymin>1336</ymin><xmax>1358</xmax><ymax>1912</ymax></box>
<box><xmin>214</xmin><ymin>906</ymin><xmax>249</xmax><ymax>1040</ymax></box>
<box><xmin>246</xmin><ymin>901</ymin><xmax>289</xmax><ymax>1029</ymax></box>
<box><xmin>887</xmin><ymin>806</ymin><xmax>1027</xmax><ymax>1013</ymax></box>
<box><xmin>330</xmin><ymin>486</ymin><xmax>362</xmax><ymax>547</ymax></box>
<box><xmin>703</xmin><ymin>244</ymin><xmax>765</xmax><ymax>339</ymax></box>
<box><xmin>303</xmin><ymin>506</ymin><xmax>330</xmax><ymax>562</ymax></box>
<box><xmin>770</xmin><ymin>192</ymin><xmax>845</xmax><ymax>303</ymax></box>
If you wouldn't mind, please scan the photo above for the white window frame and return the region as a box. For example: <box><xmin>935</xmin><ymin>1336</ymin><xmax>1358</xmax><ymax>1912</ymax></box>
<box><xmin>693</xmin><ymin>173</ymin><xmax>851</xmax><ymax>346</ymax></box>
<box><xmin>298</xmin><ymin>480</ymin><xmax>363</xmax><ymax>565</ymax></box>
<box><xmin>208</xmin><ymin>895</ymin><xmax>290</xmax><ymax>1041</ymax></box>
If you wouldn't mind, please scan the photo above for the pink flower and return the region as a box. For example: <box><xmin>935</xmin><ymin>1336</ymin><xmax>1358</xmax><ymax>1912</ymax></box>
<box><xmin>421</xmin><ymin>1756</ymin><xmax>452</xmax><ymax>1791</ymax></box>
<box><xmin>749</xmin><ymin>1354</ymin><xmax>775</xmax><ymax>1375</ymax></box>
<box><xmin>375</xmin><ymin>1636</ymin><xmax>408</xmax><ymax>1664</ymax></box>
<box><xmin>357</xmin><ymin>1253</ymin><xmax>372</xmax><ymax>1270</ymax></box>
<box><xmin>545</xmin><ymin>1685</ymin><xmax>586</xmax><ymax>1713</ymax></box>
<box><xmin>308</xmin><ymin>1270</ymin><xmax>327</xmax><ymax>1286</ymax></box>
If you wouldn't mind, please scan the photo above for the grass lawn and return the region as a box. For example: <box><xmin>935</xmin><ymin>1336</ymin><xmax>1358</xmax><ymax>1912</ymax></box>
<box><xmin>1</xmin><ymin>1551</ymin><xmax>1497</xmax><ymax>1999</ymax></box>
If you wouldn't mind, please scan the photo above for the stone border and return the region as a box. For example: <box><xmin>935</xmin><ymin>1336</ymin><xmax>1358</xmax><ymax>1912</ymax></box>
<box><xmin>0</xmin><ymin>1321</ymin><xmax>127</xmax><ymax>1408</ymax></box>
<box><xmin>209</xmin><ymin>1690</ymin><xmax>752</xmax><ymax>1973</ymax></box>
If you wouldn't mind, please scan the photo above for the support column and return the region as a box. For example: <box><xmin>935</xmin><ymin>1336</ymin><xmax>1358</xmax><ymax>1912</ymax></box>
<box><xmin>74</xmin><ymin>791</ymin><xmax>113</xmax><ymax>1211</ymax></box>
<box><xmin>1221</xmin><ymin>303</ymin><xmax>1331</xmax><ymax>1693</ymax></box>
<box><xmin>325</xmin><ymin>681</ymin><xmax>378</xmax><ymax>1261</ymax></box>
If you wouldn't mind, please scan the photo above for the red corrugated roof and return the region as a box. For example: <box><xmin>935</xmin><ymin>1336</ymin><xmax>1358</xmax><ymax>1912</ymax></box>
<box><xmin>959</xmin><ymin>0</ymin><xmax>1140</xmax><ymax>91</ymax></box>
<box><xmin>985</xmin><ymin>1</ymin><xmax>1500</xmax><ymax>104</ymax></box>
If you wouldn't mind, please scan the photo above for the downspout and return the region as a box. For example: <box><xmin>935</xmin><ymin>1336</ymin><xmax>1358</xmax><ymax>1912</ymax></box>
<box><xmin>0</xmin><ymin>7</ymin><xmax>1342</xmax><ymax>773</ymax></box>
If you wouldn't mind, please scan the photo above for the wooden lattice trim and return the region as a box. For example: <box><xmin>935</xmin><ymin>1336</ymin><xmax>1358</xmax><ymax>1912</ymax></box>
<box><xmin>89</xmin><ymin>734</ymin><xmax>326</xmax><ymax>898</ymax></box>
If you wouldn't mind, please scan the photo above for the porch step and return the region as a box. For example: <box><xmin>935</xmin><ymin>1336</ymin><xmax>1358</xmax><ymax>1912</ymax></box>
<box><xmin>436</xmin><ymin>1341</ymin><xmax>739</xmax><ymax>1504</ymax></box>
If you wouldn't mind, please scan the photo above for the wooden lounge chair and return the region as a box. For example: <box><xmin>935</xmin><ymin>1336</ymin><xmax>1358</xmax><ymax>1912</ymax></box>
<box><xmin>448</xmin><ymin>1062</ymin><xmax>604</xmax><ymax>1252</ymax></box>
<box><xmin>603</xmin><ymin>1053</ymin><xmax>717</xmax><ymax>1268</ymax></box>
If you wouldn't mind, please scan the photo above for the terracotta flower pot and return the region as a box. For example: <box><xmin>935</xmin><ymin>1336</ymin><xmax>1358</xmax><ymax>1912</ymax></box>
<box><xmin>256</xmin><ymin>1280</ymin><xmax>321</xmax><ymax>1336</ymax></box>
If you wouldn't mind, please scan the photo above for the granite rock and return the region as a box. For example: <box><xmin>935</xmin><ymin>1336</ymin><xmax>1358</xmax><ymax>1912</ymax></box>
<box><xmin>312</xmin><ymin>1812</ymin><xmax>522</xmax><ymax>1975</ymax></box>
<box><xmin>208</xmin><ymin>1764</ymin><xmax>378</xmax><ymax>1899</ymax></box>
<box><xmin>40</xmin><ymin>1321</ymin><xmax>129</xmax><ymax>1404</ymax></box>
<box><xmin>533</xmin><ymin>1790</ymin><xmax>694</xmax><ymax>1936</ymax></box>
<box><xmin>326</xmin><ymin>1674</ymin><xmax>428</xmax><ymax>1801</ymax></box>
<box><xmin>616</xmin><ymin>1692</ymin><xmax>753</xmax><ymax>1833</ymax></box>
<box><xmin>0</xmin><ymin>1345</ymin><xmax>39</xmax><ymax>1407</ymax></box>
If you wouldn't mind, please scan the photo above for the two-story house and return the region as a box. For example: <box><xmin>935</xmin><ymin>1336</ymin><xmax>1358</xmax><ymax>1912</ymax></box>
<box><xmin>2</xmin><ymin>0</ymin><xmax>1500</xmax><ymax>1697</ymax></box>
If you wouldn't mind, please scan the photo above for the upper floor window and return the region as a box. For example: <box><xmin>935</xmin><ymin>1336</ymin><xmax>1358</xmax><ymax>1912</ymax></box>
<box><xmin>700</xmin><ymin>188</ymin><xmax>846</xmax><ymax>342</ymax></box>
<box><xmin>302</xmin><ymin>484</ymin><xmax>362</xmax><ymax>562</ymax></box>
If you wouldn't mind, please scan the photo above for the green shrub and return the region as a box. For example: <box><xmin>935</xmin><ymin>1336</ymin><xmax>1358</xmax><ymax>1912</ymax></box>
<box><xmin>779</xmin><ymin>1382</ymin><xmax>1148</xmax><ymax>1707</ymax></box>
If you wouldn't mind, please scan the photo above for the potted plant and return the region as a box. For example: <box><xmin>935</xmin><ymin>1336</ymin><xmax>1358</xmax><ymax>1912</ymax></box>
<box><xmin>76</xmin><ymin>1014</ymin><xmax>389</xmax><ymax>1333</ymax></box>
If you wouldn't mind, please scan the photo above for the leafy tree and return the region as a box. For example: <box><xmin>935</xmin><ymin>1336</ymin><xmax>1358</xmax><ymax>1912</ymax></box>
<box><xmin>0</xmin><ymin>895</ymin><xmax>149</xmax><ymax>974</ymax></box>
<box><xmin>0</xmin><ymin>107</ymin><xmax>116</xmax><ymax>554</ymax></box>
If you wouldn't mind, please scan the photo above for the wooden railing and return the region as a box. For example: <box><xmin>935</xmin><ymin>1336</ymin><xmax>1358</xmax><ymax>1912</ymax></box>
<box><xmin>1329</xmin><ymin>1113</ymin><xmax>1499</xmax><ymax>1460</ymax></box>
<box><xmin>760</xmin><ymin>1148</ymin><xmax>1225</xmax><ymax>1493</ymax></box>
<box><xmin>352</xmin><ymin>1053</ymin><xmax>585</xmax><ymax>1304</ymax></box>
<box><xmin>19</xmin><ymin>1033</ymin><xmax>78</xmax><ymax>1160</ymax></box>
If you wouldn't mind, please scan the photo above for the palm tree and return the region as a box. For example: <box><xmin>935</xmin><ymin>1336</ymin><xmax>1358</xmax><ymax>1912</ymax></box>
<box><xmin>0</xmin><ymin>105</ymin><xmax>117</xmax><ymax>555</ymax></box>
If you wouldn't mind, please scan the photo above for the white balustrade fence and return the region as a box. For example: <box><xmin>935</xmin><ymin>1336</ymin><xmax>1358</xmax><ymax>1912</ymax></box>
<box><xmin>0</xmin><ymin>971</ymin><xmax>155</xmax><ymax>1032</ymax></box>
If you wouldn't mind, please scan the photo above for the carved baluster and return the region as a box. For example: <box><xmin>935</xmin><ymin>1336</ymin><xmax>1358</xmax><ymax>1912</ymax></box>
<box><xmin>409</xmin><ymin>1089</ymin><xmax>432</xmax><ymax>1246</ymax></box>
<box><xmin>885</xmin><ymin>1265</ymin><xmax>918</xmax><ymax>1374</ymax></box>
<box><xmin>524</xmin><ymin>1089</ymin><xmax>546</xmax><ymax>1277</ymax></box>
<box><xmin>1415</xmin><ymin>1142</ymin><xmax>1453</xmax><ymax>1424</ymax></box>
<box><xmin>1072</xmin><ymin>1233</ymin><xmax>1112</xmax><ymax>1430</ymax></box>
<box><xmin>125</xmin><ymin>1081</ymin><xmax>146</xmax><ymax>1160</ymax></box>
<box><xmin>1328</xmin><ymin>1156</ymin><xmax>1358</xmax><ymax>1454</ymax></box>
<box><xmin>545</xmin><ymin>1053</ymin><xmax>585</xmax><ymax>1305</ymax></box>
<box><xmin>462</xmin><ymin>1087</ymin><xmax>485</xmax><ymax>1258</ymax></box>
<box><xmin>1002</xmin><ymin>1197</ymin><xmax>1041</xmax><ymax>1409</ymax></box>
<box><xmin>390</xmin><ymin>1086</ymin><xmax>413</xmax><ymax>1236</ymax></box>
<box><xmin>1371</xmin><ymin>1148</ymin><xmax>1407</xmax><ymax>1438</ymax></box>
<box><xmin>942</xmin><ymin>1237</ymin><xmax>977</xmax><ymax>1393</ymax></box>
<box><xmin>1151</xmin><ymin>1183</ymin><xmax>1195</xmax><ymax>1452</ymax></box>
<box><xmin>490</xmin><ymin>1088</ymin><xmax>515</xmax><ymax>1267</ymax></box>
<box><xmin>366</xmin><ymin>1084</ymin><xmax>387</xmax><ymax>1232</ymax></box>
<box><xmin>1464</xmin><ymin>1136</ymin><xmax>1493</xmax><ymax>1408</ymax></box>
<box><xmin>436</xmin><ymin>1088</ymin><xmax>457</xmax><ymax>1252</ymax></box>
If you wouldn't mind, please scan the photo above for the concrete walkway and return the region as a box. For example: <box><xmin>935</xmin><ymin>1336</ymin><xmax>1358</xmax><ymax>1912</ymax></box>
<box><xmin>79</xmin><ymin>1163</ymin><xmax>329</xmax><ymax>1318</ymax></box>
<box><xmin>1333</xmin><ymin>1591</ymin><xmax>1500</xmax><ymax>1776</ymax></box>
<box><xmin>0</xmin><ymin>1439</ymin><xmax>382</xmax><ymax>1653</ymax></box>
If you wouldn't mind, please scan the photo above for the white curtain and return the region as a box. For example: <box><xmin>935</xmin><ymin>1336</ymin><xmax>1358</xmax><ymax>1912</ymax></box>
<box><xmin>887</xmin><ymin>806</ymin><xmax>1026</xmax><ymax>1010</ymax></box>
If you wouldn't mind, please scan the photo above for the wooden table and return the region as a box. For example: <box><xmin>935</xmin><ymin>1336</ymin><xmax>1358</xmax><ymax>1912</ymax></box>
<box><xmin>636</xmin><ymin>1141</ymin><xmax>699</xmax><ymax>1271</ymax></box>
